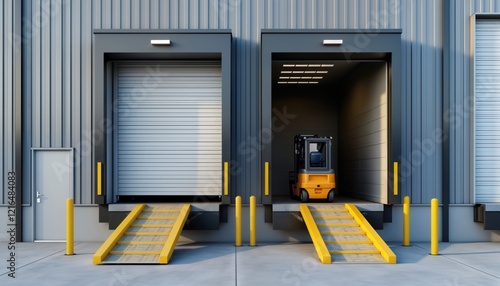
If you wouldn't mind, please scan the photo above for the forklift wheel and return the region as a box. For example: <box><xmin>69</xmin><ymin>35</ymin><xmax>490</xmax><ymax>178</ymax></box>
<box><xmin>300</xmin><ymin>190</ymin><xmax>309</xmax><ymax>202</ymax></box>
<box><xmin>327</xmin><ymin>190</ymin><xmax>335</xmax><ymax>202</ymax></box>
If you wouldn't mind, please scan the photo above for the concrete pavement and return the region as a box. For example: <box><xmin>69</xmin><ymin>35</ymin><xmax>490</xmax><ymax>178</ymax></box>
<box><xmin>1</xmin><ymin>242</ymin><xmax>500</xmax><ymax>285</ymax></box>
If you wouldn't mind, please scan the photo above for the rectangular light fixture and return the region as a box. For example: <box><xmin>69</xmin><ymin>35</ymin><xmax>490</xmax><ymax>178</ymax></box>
<box><xmin>321</xmin><ymin>64</ymin><xmax>334</xmax><ymax>67</ymax></box>
<box><xmin>276</xmin><ymin>81</ymin><xmax>320</xmax><ymax>84</ymax></box>
<box><xmin>323</xmin><ymin>39</ymin><xmax>343</xmax><ymax>45</ymax></box>
<box><xmin>151</xmin><ymin>39</ymin><xmax>171</xmax><ymax>45</ymax></box>
<box><xmin>281</xmin><ymin>71</ymin><xmax>292</xmax><ymax>73</ymax></box>
<box><xmin>283</xmin><ymin>64</ymin><xmax>295</xmax><ymax>67</ymax></box>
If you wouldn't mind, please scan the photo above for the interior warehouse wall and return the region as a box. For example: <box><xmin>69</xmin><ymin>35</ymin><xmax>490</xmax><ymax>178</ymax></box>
<box><xmin>15</xmin><ymin>0</ymin><xmax>485</xmax><ymax>205</ymax></box>
<box><xmin>338</xmin><ymin>62</ymin><xmax>388</xmax><ymax>204</ymax></box>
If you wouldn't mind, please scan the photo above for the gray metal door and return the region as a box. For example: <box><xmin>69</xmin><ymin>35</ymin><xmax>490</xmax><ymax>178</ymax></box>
<box><xmin>115</xmin><ymin>62</ymin><xmax>222</xmax><ymax>196</ymax></box>
<box><xmin>474</xmin><ymin>19</ymin><xmax>500</xmax><ymax>203</ymax></box>
<box><xmin>32</xmin><ymin>149</ymin><xmax>74</xmax><ymax>241</ymax></box>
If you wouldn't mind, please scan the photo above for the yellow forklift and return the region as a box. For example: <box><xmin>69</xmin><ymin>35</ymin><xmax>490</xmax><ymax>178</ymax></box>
<box><xmin>290</xmin><ymin>134</ymin><xmax>336</xmax><ymax>202</ymax></box>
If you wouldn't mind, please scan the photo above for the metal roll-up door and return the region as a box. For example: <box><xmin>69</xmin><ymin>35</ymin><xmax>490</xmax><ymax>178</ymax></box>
<box><xmin>475</xmin><ymin>19</ymin><xmax>500</xmax><ymax>203</ymax></box>
<box><xmin>116</xmin><ymin>62</ymin><xmax>222</xmax><ymax>196</ymax></box>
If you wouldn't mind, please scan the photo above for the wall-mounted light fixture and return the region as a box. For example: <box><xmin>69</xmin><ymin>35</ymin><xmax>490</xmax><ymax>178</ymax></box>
<box><xmin>150</xmin><ymin>39</ymin><xmax>171</xmax><ymax>45</ymax></box>
<box><xmin>323</xmin><ymin>39</ymin><xmax>343</xmax><ymax>45</ymax></box>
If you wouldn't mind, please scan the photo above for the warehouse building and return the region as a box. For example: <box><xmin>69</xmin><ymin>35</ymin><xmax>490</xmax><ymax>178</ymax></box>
<box><xmin>1</xmin><ymin>0</ymin><xmax>500</xmax><ymax>259</ymax></box>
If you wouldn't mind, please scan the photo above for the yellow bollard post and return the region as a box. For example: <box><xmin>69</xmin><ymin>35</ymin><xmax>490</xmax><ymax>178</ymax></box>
<box><xmin>235</xmin><ymin>196</ymin><xmax>242</xmax><ymax>247</ymax></box>
<box><xmin>430</xmin><ymin>198</ymin><xmax>439</xmax><ymax>255</ymax></box>
<box><xmin>66</xmin><ymin>198</ymin><xmax>75</xmax><ymax>255</ymax></box>
<box><xmin>249</xmin><ymin>196</ymin><xmax>256</xmax><ymax>246</ymax></box>
<box><xmin>403</xmin><ymin>196</ymin><xmax>410</xmax><ymax>246</ymax></box>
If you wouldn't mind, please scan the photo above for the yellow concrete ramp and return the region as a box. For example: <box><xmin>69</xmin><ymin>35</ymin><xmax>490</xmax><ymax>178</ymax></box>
<box><xmin>93</xmin><ymin>204</ymin><xmax>190</xmax><ymax>265</ymax></box>
<box><xmin>300</xmin><ymin>203</ymin><xmax>396</xmax><ymax>264</ymax></box>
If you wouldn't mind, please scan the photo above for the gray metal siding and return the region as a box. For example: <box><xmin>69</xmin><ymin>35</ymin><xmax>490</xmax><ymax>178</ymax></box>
<box><xmin>0</xmin><ymin>0</ymin><xmax>15</xmax><ymax>205</ymax></box>
<box><xmin>23</xmin><ymin>0</ymin><xmax>94</xmax><ymax>204</ymax></box>
<box><xmin>474</xmin><ymin>18</ymin><xmax>500</xmax><ymax>203</ymax></box>
<box><xmin>115</xmin><ymin>62</ymin><xmax>222</xmax><ymax>196</ymax></box>
<box><xmin>399</xmin><ymin>0</ymin><xmax>443</xmax><ymax>204</ymax></box>
<box><xmin>448</xmin><ymin>1</ymin><xmax>500</xmax><ymax>204</ymax></box>
<box><xmin>18</xmin><ymin>0</ymin><xmax>448</xmax><ymax>204</ymax></box>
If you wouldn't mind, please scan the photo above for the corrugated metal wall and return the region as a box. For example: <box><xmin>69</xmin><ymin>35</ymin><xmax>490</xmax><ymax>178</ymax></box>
<box><xmin>17</xmin><ymin>0</ymin><xmax>489</xmax><ymax>205</ymax></box>
<box><xmin>0</xmin><ymin>0</ymin><xmax>16</xmax><ymax>205</ymax></box>
<box><xmin>448</xmin><ymin>0</ymin><xmax>500</xmax><ymax>204</ymax></box>
<box><xmin>399</xmin><ymin>0</ymin><xmax>443</xmax><ymax>204</ymax></box>
<box><xmin>23</xmin><ymin>0</ymin><xmax>93</xmax><ymax>204</ymax></box>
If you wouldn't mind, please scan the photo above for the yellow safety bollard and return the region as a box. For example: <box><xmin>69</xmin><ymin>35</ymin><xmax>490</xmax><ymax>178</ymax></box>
<box><xmin>403</xmin><ymin>196</ymin><xmax>410</xmax><ymax>246</ymax></box>
<box><xmin>66</xmin><ymin>198</ymin><xmax>75</xmax><ymax>255</ymax></box>
<box><xmin>430</xmin><ymin>198</ymin><xmax>439</xmax><ymax>255</ymax></box>
<box><xmin>235</xmin><ymin>196</ymin><xmax>242</xmax><ymax>247</ymax></box>
<box><xmin>249</xmin><ymin>196</ymin><xmax>256</xmax><ymax>246</ymax></box>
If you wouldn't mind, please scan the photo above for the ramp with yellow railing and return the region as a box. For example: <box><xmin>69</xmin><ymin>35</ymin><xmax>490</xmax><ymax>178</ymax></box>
<box><xmin>93</xmin><ymin>204</ymin><xmax>190</xmax><ymax>264</ymax></box>
<box><xmin>300</xmin><ymin>203</ymin><xmax>396</xmax><ymax>264</ymax></box>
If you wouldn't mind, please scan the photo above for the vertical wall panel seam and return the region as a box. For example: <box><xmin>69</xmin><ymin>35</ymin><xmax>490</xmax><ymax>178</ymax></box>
<box><xmin>1</xmin><ymin>0</ymin><xmax>4</xmax><ymax>203</ymax></box>
<box><xmin>14</xmin><ymin>0</ymin><xmax>22</xmax><ymax>240</ymax></box>
<box><xmin>442</xmin><ymin>0</ymin><xmax>450</xmax><ymax>241</ymax></box>
<box><xmin>79</xmin><ymin>0</ymin><xmax>83</xmax><ymax>203</ymax></box>
<box><xmin>89</xmin><ymin>0</ymin><xmax>93</xmax><ymax>204</ymax></box>
<box><xmin>37</xmin><ymin>0</ymin><xmax>41</xmax><ymax>147</ymax></box>
<box><xmin>69</xmin><ymin>0</ymin><xmax>73</xmax><ymax>148</ymax></box>
<box><xmin>48</xmin><ymin>0</ymin><xmax>52</xmax><ymax>147</ymax></box>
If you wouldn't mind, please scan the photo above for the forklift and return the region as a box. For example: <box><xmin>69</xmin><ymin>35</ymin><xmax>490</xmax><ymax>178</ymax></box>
<box><xmin>289</xmin><ymin>134</ymin><xmax>336</xmax><ymax>202</ymax></box>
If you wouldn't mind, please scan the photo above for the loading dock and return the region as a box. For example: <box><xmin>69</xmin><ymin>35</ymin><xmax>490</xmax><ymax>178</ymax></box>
<box><xmin>92</xmin><ymin>30</ymin><xmax>232</xmax><ymax>228</ymax></box>
<box><xmin>261</xmin><ymin>30</ymin><xmax>402</xmax><ymax>229</ymax></box>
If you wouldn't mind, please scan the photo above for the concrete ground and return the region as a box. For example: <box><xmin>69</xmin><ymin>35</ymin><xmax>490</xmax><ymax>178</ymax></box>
<box><xmin>1</xmin><ymin>242</ymin><xmax>500</xmax><ymax>286</ymax></box>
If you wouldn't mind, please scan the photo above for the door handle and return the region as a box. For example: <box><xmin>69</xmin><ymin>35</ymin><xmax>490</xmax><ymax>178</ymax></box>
<box><xmin>36</xmin><ymin>191</ymin><xmax>43</xmax><ymax>203</ymax></box>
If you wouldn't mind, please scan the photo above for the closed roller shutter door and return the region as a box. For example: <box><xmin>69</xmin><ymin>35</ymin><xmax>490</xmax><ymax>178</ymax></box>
<box><xmin>116</xmin><ymin>62</ymin><xmax>222</xmax><ymax>196</ymax></box>
<box><xmin>475</xmin><ymin>19</ymin><xmax>500</xmax><ymax>203</ymax></box>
